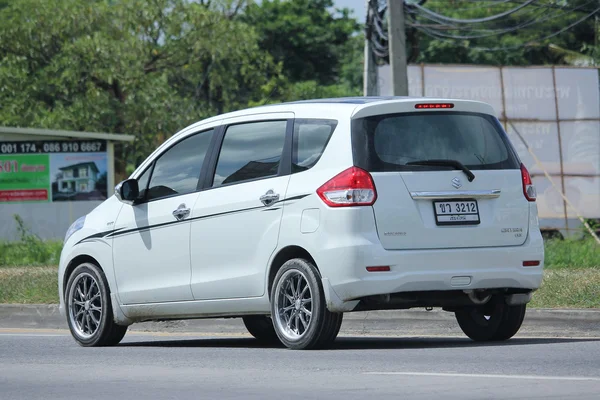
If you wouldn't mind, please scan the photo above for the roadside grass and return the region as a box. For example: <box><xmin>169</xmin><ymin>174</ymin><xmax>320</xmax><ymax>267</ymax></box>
<box><xmin>0</xmin><ymin>266</ymin><xmax>58</xmax><ymax>304</ymax></box>
<box><xmin>0</xmin><ymin>241</ymin><xmax>62</xmax><ymax>267</ymax></box>
<box><xmin>544</xmin><ymin>238</ymin><xmax>600</xmax><ymax>269</ymax></box>
<box><xmin>530</xmin><ymin>269</ymin><xmax>600</xmax><ymax>308</ymax></box>
<box><xmin>0</xmin><ymin>237</ymin><xmax>598</xmax><ymax>307</ymax></box>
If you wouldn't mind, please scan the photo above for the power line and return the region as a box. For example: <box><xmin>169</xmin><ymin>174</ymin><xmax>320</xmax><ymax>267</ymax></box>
<box><xmin>408</xmin><ymin>0</ymin><xmax>598</xmax><ymax>40</ymax></box>
<box><xmin>448</xmin><ymin>0</ymin><xmax>515</xmax><ymax>13</ymax></box>
<box><xmin>504</xmin><ymin>0</ymin><xmax>600</xmax><ymax>14</ymax></box>
<box><xmin>411</xmin><ymin>0</ymin><xmax>536</xmax><ymax>24</ymax></box>
<box><xmin>413</xmin><ymin>6</ymin><xmax>600</xmax><ymax>52</ymax></box>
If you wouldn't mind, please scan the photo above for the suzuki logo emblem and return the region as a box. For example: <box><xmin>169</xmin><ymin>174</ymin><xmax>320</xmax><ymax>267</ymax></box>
<box><xmin>451</xmin><ymin>177</ymin><xmax>462</xmax><ymax>189</ymax></box>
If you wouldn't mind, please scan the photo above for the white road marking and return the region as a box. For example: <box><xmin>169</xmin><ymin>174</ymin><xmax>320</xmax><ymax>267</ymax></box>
<box><xmin>0</xmin><ymin>333</ymin><xmax>66</xmax><ymax>337</ymax></box>
<box><xmin>364</xmin><ymin>372</ymin><xmax>600</xmax><ymax>382</ymax></box>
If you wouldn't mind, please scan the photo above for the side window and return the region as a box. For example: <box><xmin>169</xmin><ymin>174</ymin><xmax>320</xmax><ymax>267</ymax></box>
<box><xmin>135</xmin><ymin>166</ymin><xmax>152</xmax><ymax>201</ymax></box>
<box><xmin>146</xmin><ymin>129</ymin><xmax>214</xmax><ymax>201</ymax></box>
<box><xmin>292</xmin><ymin>119</ymin><xmax>337</xmax><ymax>173</ymax></box>
<box><xmin>212</xmin><ymin>121</ymin><xmax>287</xmax><ymax>187</ymax></box>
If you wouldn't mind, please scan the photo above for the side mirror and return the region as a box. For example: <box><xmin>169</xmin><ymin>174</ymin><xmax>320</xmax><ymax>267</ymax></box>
<box><xmin>115</xmin><ymin>179</ymin><xmax>139</xmax><ymax>204</ymax></box>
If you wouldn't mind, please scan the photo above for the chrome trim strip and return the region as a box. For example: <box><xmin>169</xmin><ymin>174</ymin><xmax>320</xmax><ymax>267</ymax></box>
<box><xmin>410</xmin><ymin>190</ymin><xmax>501</xmax><ymax>200</ymax></box>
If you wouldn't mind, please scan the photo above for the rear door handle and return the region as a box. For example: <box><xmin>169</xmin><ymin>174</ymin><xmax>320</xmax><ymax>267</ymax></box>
<box><xmin>172</xmin><ymin>204</ymin><xmax>191</xmax><ymax>220</ymax></box>
<box><xmin>260</xmin><ymin>189</ymin><xmax>280</xmax><ymax>206</ymax></box>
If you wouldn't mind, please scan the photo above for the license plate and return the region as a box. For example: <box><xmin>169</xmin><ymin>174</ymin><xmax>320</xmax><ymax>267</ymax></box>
<box><xmin>433</xmin><ymin>200</ymin><xmax>480</xmax><ymax>226</ymax></box>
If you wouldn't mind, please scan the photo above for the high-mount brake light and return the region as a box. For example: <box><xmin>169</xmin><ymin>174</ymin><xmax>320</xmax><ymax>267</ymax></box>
<box><xmin>415</xmin><ymin>103</ymin><xmax>454</xmax><ymax>109</ymax></box>
<box><xmin>520</xmin><ymin>163</ymin><xmax>537</xmax><ymax>202</ymax></box>
<box><xmin>316</xmin><ymin>167</ymin><xmax>377</xmax><ymax>207</ymax></box>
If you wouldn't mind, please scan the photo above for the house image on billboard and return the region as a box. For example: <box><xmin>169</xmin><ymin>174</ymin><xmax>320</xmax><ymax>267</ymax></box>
<box><xmin>57</xmin><ymin>162</ymin><xmax>99</xmax><ymax>193</ymax></box>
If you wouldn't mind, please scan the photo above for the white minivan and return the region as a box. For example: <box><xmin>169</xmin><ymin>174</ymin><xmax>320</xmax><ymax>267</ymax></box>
<box><xmin>58</xmin><ymin>97</ymin><xmax>544</xmax><ymax>350</ymax></box>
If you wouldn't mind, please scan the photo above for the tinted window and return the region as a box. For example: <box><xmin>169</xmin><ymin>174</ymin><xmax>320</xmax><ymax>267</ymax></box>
<box><xmin>352</xmin><ymin>112</ymin><xmax>519</xmax><ymax>172</ymax></box>
<box><xmin>292</xmin><ymin>119</ymin><xmax>336</xmax><ymax>173</ymax></box>
<box><xmin>212</xmin><ymin>121</ymin><xmax>287</xmax><ymax>187</ymax></box>
<box><xmin>135</xmin><ymin>166</ymin><xmax>152</xmax><ymax>200</ymax></box>
<box><xmin>146</xmin><ymin>130</ymin><xmax>214</xmax><ymax>201</ymax></box>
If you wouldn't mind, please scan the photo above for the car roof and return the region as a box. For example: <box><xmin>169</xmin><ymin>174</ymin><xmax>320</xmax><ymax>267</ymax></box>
<box><xmin>188</xmin><ymin>97</ymin><xmax>421</xmax><ymax>127</ymax></box>
<box><xmin>284</xmin><ymin>96</ymin><xmax>418</xmax><ymax>105</ymax></box>
<box><xmin>178</xmin><ymin>96</ymin><xmax>495</xmax><ymax>138</ymax></box>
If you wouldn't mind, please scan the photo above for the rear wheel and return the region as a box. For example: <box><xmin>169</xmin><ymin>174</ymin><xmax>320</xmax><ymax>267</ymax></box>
<box><xmin>242</xmin><ymin>315</ymin><xmax>279</xmax><ymax>342</ymax></box>
<box><xmin>65</xmin><ymin>262</ymin><xmax>127</xmax><ymax>347</ymax></box>
<box><xmin>271</xmin><ymin>258</ymin><xmax>341</xmax><ymax>350</ymax></box>
<box><xmin>455</xmin><ymin>299</ymin><xmax>526</xmax><ymax>342</ymax></box>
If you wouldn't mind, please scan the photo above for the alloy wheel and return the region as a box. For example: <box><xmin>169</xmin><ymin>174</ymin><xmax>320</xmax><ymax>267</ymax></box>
<box><xmin>273</xmin><ymin>269</ymin><xmax>313</xmax><ymax>341</ymax></box>
<box><xmin>68</xmin><ymin>272</ymin><xmax>102</xmax><ymax>339</ymax></box>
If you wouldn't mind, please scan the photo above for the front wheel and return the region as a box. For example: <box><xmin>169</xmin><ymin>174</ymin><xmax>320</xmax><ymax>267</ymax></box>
<box><xmin>455</xmin><ymin>299</ymin><xmax>526</xmax><ymax>342</ymax></box>
<box><xmin>65</xmin><ymin>262</ymin><xmax>127</xmax><ymax>347</ymax></box>
<box><xmin>271</xmin><ymin>258</ymin><xmax>342</xmax><ymax>350</ymax></box>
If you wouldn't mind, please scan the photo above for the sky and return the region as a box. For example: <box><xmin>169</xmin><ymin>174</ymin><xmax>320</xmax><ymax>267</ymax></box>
<box><xmin>334</xmin><ymin>0</ymin><xmax>366</xmax><ymax>22</ymax></box>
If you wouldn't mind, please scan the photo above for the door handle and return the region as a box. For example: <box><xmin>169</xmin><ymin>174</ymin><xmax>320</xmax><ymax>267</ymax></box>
<box><xmin>260</xmin><ymin>189</ymin><xmax>280</xmax><ymax>206</ymax></box>
<box><xmin>172</xmin><ymin>204</ymin><xmax>191</xmax><ymax>221</ymax></box>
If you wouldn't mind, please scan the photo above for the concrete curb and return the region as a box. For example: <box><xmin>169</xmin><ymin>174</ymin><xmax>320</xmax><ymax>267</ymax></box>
<box><xmin>1</xmin><ymin>304</ymin><xmax>599</xmax><ymax>337</ymax></box>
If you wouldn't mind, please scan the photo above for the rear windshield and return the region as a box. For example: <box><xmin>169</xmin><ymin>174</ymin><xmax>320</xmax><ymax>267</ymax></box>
<box><xmin>352</xmin><ymin>112</ymin><xmax>520</xmax><ymax>172</ymax></box>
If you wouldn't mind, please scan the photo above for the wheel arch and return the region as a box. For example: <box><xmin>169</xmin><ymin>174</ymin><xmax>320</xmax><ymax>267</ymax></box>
<box><xmin>63</xmin><ymin>254</ymin><xmax>102</xmax><ymax>295</ymax></box>
<box><xmin>267</xmin><ymin>245</ymin><xmax>318</xmax><ymax>298</ymax></box>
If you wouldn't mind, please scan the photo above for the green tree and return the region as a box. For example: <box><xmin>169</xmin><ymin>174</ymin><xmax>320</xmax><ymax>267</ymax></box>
<box><xmin>0</xmin><ymin>0</ymin><xmax>281</xmax><ymax>168</ymax></box>
<box><xmin>241</xmin><ymin>0</ymin><xmax>359</xmax><ymax>85</ymax></box>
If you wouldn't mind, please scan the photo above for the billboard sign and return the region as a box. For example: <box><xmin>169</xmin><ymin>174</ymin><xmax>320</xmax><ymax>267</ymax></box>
<box><xmin>0</xmin><ymin>140</ymin><xmax>108</xmax><ymax>202</ymax></box>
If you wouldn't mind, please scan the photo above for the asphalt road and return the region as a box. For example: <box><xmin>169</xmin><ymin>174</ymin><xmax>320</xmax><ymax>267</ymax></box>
<box><xmin>1</xmin><ymin>330</ymin><xmax>600</xmax><ymax>400</ymax></box>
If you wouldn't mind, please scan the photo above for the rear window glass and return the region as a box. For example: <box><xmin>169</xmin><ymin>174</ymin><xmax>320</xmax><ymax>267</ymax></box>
<box><xmin>352</xmin><ymin>112</ymin><xmax>519</xmax><ymax>172</ymax></box>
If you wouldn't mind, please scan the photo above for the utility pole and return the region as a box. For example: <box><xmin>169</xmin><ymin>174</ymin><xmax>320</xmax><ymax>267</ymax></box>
<box><xmin>387</xmin><ymin>0</ymin><xmax>409</xmax><ymax>96</ymax></box>
<box><xmin>364</xmin><ymin>0</ymin><xmax>378</xmax><ymax>96</ymax></box>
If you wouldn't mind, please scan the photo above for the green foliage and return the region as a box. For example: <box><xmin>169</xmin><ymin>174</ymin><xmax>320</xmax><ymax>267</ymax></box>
<box><xmin>0</xmin><ymin>0</ymin><xmax>283</xmax><ymax>164</ymax></box>
<box><xmin>544</xmin><ymin>238</ymin><xmax>600</xmax><ymax>269</ymax></box>
<box><xmin>241</xmin><ymin>0</ymin><xmax>359</xmax><ymax>84</ymax></box>
<box><xmin>0</xmin><ymin>0</ymin><xmax>361</xmax><ymax>167</ymax></box>
<box><xmin>0</xmin><ymin>216</ymin><xmax>62</xmax><ymax>266</ymax></box>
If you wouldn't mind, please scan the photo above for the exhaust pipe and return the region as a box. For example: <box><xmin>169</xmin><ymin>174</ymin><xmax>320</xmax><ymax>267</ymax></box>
<box><xmin>464</xmin><ymin>290</ymin><xmax>492</xmax><ymax>305</ymax></box>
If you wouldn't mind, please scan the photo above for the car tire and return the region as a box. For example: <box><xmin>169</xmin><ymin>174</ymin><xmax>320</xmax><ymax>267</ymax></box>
<box><xmin>270</xmin><ymin>258</ymin><xmax>341</xmax><ymax>350</ymax></box>
<box><xmin>490</xmin><ymin>303</ymin><xmax>527</xmax><ymax>341</ymax></box>
<box><xmin>316</xmin><ymin>311</ymin><xmax>343</xmax><ymax>349</ymax></box>
<box><xmin>455</xmin><ymin>298</ymin><xmax>526</xmax><ymax>342</ymax></box>
<box><xmin>242</xmin><ymin>315</ymin><xmax>279</xmax><ymax>342</ymax></box>
<box><xmin>65</xmin><ymin>262</ymin><xmax>127</xmax><ymax>347</ymax></box>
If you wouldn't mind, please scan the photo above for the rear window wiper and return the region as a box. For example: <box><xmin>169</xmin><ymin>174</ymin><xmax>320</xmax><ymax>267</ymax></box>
<box><xmin>405</xmin><ymin>159</ymin><xmax>476</xmax><ymax>182</ymax></box>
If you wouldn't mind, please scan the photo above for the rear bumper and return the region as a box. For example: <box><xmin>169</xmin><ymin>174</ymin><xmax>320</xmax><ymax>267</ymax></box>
<box><xmin>316</xmin><ymin>229</ymin><xmax>544</xmax><ymax>312</ymax></box>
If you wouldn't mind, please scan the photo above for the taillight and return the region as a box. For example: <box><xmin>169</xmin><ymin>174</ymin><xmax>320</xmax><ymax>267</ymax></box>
<box><xmin>316</xmin><ymin>167</ymin><xmax>377</xmax><ymax>207</ymax></box>
<box><xmin>521</xmin><ymin>163</ymin><xmax>536</xmax><ymax>202</ymax></box>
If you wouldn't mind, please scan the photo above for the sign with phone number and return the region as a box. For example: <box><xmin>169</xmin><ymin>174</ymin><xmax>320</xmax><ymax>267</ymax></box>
<box><xmin>0</xmin><ymin>140</ymin><xmax>108</xmax><ymax>203</ymax></box>
<box><xmin>0</xmin><ymin>140</ymin><xmax>106</xmax><ymax>154</ymax></box>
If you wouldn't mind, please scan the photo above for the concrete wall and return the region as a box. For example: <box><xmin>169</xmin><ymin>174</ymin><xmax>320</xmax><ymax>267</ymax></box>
<box><xmin>0</xmin><ymin>200</ymin><xmax>103</xmax><ymax>241</ymax></box>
